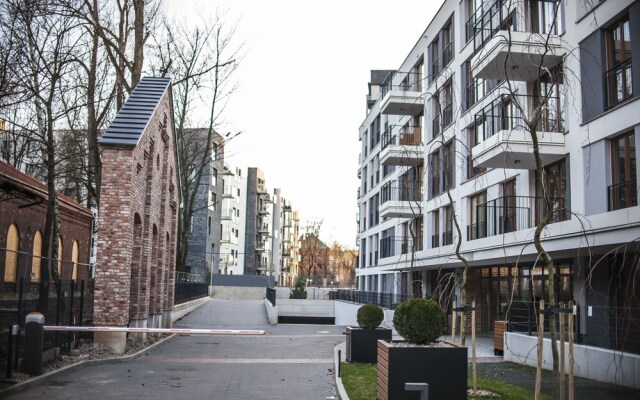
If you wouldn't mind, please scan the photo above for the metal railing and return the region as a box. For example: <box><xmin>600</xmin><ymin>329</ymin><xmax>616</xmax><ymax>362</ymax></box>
<box><xmin>381</xmin><ymin>125</ymin><xmax>422</xmax><ymax>150</ymax></box>
<box><xmin>174</xmin><ymin>281</ymin><xmax>209</xmax><ymax>304</ymax></box>
<box><xmin>466</xmin><ymin>154</ymin><xmax>486</xmax><ymax>179</ymax></box>
<box><xmin>467</xmin><ymin>195</ymin><xmax>569</xmax><ymax>240</ymax></box>
<box><xmin>431</xmin><ymin>233</ymin><xmax>440</xmax><ymax>248</ymax></box>
<box><xmin>605</xmin><ymin>58</ymin><xmax>633</xmax><ymax>109</ymax></box>
<box><xmin>443</xmin><ymin>230</ymin><xmax>454</xmax><ymax>246</ymax></box>
<box><xmin>432</xmin><ymin>114</ymin><xmax>441</xmax><ymax>140</ymax></box>
<box><xmin>442</xmin><ymin>42</ymin><xmax>453</xmax><ymax>67</ymax></box>
<box><xmin>474</xmin><ymin>93</ymin><xmax>564</xmax><ymax>142</ymax></box>
<box><xmin>380</xmin><ymin>180</ymin><xmax>422</xmax><ymax>204</ymax></box>
<box><xmin>379</xmin><ymin>236</ymin><xmax>422</xmax><ymax>258</ymax></box>
<box><xmin>381</xmin><ymin>71</ymin><xmax>422</xmax><ymax>97</ymax></box>
<box><xmin>331</xmin><ymin>289</ymin><xmax>418</xmax><ymax>309</ymax></box>
<box><xmin>608</xmin><ymin>180</ymin><xmax>638</xmax><ymax>211</ymax></box>
<box><xmin>472</xmin><ymin>0</ymin><xmax>564</xmax><ymax>54</ymax></box>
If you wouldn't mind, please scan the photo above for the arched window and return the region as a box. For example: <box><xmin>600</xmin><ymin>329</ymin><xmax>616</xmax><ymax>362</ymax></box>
<box><xmin>31</xmin><ymin>231</ymin><xmax>42</xmax><ymax>282</ymax></box>
<box><xmin>57</xmin><ymin>237</ymin><xmax>63</xmax><ymax>275</ymax></box>
<box><xmin>72</xmin><ymin>240</ymin><xmax>79</xmax><ymax>281</ymax></box>
<box><xmin>4</xmin><ymin>224</ymin><xmax>19</xmax><ymax>282</ymax></box>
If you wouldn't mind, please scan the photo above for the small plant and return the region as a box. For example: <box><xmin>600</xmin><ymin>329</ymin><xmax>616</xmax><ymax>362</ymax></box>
<box><xmin>289</xmin><ymin>276</ymin><xmax>308</xmax><ymax>299</ymax></box>
<box><xmin>393</xmin><ymin>298</ymin><xmax>446</xmax><ymax>344</ymax></box>
<box><xmin>357</xmin><ymin>304</ymin><xmax>384</xmax><ymax>329</ymax></box>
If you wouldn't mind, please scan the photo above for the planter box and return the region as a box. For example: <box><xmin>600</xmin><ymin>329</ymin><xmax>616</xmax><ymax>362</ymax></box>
<box><xmin>346</xmin><ymin>327</ymin><xmax>392</xmax><ymax>364</ymax></box>
<box><xmin>494</xmin><ymin>320</ymin><xmax>507</xmax><ymax>355</ymax></box>
<box><xmin>377</xmin><ymin>340</ymin><xmax>467</xmax><ymax>400</ymax></box>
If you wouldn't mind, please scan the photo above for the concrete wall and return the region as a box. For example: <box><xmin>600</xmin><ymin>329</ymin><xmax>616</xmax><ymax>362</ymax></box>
<box><xmin>264</xmin><ymin>299</ymin><xmax>277</xmax><ymax>324</ymax></box>
<box><xmin>212</xmin><ymin>274</ymin><xmax>271</xmax><ymax>287</ymax></box>
<box><xmin>211</xmin><ymin>286</ymin><xmax>265</xmax><ymax>300</ymax></box>
<box><xmin>505</xmin><ymin>332</ymin><xmax>640</xmax><ymax>389</ymax></box>
<box><xmin>171</xmin><ymin>296</ymin><xmax>210</xmax><ymax>324</ymax></box>
<box><xmin>334</xmin><ymin>301</ymin><xmax>360</xmax><ymax>326</ymax></box>
<box><xmin>275</xmin><ymin>286</ymin><xmax>332</xmax><ymax>299</ymax></box>
<box><xmin>277</xmin><ymin>299</ymin><xmax>334</xmax><ymax>317</ymax></box>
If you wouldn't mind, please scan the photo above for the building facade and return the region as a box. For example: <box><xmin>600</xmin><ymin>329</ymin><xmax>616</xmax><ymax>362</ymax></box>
<box><xmin>219</xmin><ymin>164</ymin><xmax>246</xmax><ymax>275</ymax></box>
<box><xmin>185</xmin><ymin>130</ymin><xmax>224</xmax><ymax>280</ymax></box>
<box><xmin>357</xmin><ymin>0</ymin><xmax>640</xmax><ymax>354</ymax></box>
<box><xmin>243</xmin><ymin>168</ymin><xmax>273</xmax><ymax>275</ymax></box>
<box><xmin>280</xmin><ymin>197</ymin><xmax>300</xmax><ymax>286</ymax></box>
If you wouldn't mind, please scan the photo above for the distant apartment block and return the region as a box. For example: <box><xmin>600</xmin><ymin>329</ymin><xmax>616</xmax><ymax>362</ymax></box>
<box><xmin>219</xmin><ymin>164</ymin><xmax>246</xmax><ymax>275</ymax></box>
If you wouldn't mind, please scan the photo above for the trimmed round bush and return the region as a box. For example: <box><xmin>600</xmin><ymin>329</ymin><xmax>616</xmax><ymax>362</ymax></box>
<box><xmin>393</xmin><ymin>298</ymin><xmax>446</xmax><ymax>344</ymax></box>
<box><xmin>357</xmin><ymin>304</ymin><xmax>384</xmax><ymax>329</ymax></box>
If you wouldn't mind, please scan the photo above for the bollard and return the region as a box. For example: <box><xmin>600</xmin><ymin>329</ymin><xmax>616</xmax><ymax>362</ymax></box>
<box><xmin>6</xmin><ymin>325</ymin><xmax>18</xmax><ymax>379</ymax></box>
<box><xmin>405</xmin><ymin>383</ymin><xmax>429</xmax><ymax>400</ymax></box>
<box><xmin>24</xmin><ymin>313</ymin><xmax>45</xmax><ymax>376</ymax></box>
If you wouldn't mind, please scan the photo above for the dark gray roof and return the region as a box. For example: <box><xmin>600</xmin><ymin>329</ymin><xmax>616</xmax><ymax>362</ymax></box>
<box><xmin>99</xmin><ymin>77</ymin><xmax>171</xmax><ymax>146</ymax></box>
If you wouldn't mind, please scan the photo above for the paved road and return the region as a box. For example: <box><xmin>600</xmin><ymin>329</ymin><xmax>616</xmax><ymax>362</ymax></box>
<box><xmin>8</xmin><ymin>299</ymin><xmax>345</xmax><ymax>400</ymax></box>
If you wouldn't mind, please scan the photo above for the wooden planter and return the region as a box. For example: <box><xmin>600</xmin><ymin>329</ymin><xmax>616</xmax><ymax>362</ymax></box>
<box><xmin>346</xmin><ymin>327</ymin><xmax>392</xmax><ymax>364</ymax></box>
<box><xmin>377</xmin><ymin>340</ymin><xmax>467</xmax><ymax>400</ymax></box>
<box><xmin>494</xmin><ymin>320</ymin><xmax>507</xmax><ymax>355</ymax></box>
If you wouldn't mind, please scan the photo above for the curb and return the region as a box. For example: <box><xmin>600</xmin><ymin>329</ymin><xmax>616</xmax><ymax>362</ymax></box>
<box><xmin>0</xmin><ymin>333</ymin><xmax>176</xmax><ymax>398</ymax></box>
<box><xmin>333</xmin><ymin>341</ymin><xmax>349</xmax><ymax>400</ymax></box>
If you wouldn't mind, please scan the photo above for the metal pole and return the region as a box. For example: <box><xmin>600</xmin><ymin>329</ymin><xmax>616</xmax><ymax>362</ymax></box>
<box><xmin>14</xmin><ymin>278</ymin><xmax>24</xmax><ymax>370</ymax></box>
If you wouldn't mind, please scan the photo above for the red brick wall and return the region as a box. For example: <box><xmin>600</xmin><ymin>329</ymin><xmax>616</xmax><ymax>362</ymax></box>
<box><xmin>0</xmin><ymin>174</ymin><xmax>93</xmax><ymax>293</ymax></box>
<box><xmin>95</xmin><ymin>91</ymin><xmax>179</xmax><ymax>326</ymax></box>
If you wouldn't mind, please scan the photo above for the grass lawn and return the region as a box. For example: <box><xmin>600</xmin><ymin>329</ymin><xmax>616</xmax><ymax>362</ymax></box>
<box><xmin>340</xmin><ymin>362</ymin><xmax>550</xmax><ymax>400</ymax></box>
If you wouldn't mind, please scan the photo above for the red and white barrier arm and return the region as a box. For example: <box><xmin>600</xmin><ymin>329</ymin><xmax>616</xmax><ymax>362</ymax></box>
<box><xmin>43</xmin><ymin>326</ymin><xmax>265</xmax><ymax>336</ymax></box>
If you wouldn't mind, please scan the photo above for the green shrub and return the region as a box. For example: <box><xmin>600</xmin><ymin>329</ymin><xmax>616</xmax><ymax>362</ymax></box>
<box><xmin>357</xmin><ymin>304</ymin><xmax>384</xmax><ymax>329</ymax></box>
<box><xmin>393</xmin><ymin>298</ymin><xmax>446</xmax><ymax>344</ymax></box>
<box><xmin>290</xmin><ymin>276</ymin><xmax>307</xmax><ymax>299</ymax></box>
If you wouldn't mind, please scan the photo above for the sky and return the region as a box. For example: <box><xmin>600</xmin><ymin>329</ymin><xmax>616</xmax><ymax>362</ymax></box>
<box><xmin>166</xmin><ymin>0</ymin><xmax>443</xmax><ymax>247</ymax></box>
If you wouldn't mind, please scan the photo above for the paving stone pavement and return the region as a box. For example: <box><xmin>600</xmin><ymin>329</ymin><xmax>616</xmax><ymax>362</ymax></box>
<box><xmin>6</xmin><ymin>298</ymin><xmax>345</xmax><ymax>400</ymax></box>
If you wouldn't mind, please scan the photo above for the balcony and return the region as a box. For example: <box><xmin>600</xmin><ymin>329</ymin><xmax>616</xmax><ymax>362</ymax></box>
<box><xmin>379</xmin><ymin>236</ymin><xmax>423</xmax><ymax>259</ymax></box>
<box><xmin>221</xmin><ymin>232</ymin><xmax>237</xmax><ymax>244</ymax></box>
<box><xmin>471</xmin><ymin>94</ymin><xmax>565</xmax><ymax>169</ymax></box>
<box><xmin>608</xmin><ymin>180</ymin><xmax>638</xmax><ymax>211</ymax></box>
<box><xmin>466</xmin><ymin>195</ymin><xmax>569</xmax><ymax>241</ymax></box>
<box><xmin>379</xmin><ymin>72</ymin><xmax>425</xmax><ymax>116</ymax></box>
<box><xmin>222</xmin><ymin>183</ymin><xmax>233</xmax><ymax>198</ymax></box>
<box><xmin>379</xmin><ymin>180</ymin><xmax>423</xmax><ymax>219</ymax></box>
<box><xmin>258</xmin><ymin>206</ymin><xmax>270</xmax><ymax>215</ymax></box>
<box><xmin>221</xmin><ymin>208</ymin><xmax>233</xmax><ymax>220</ymax></box>
<box><xmin>380</xmin><ymin>125</ymin><xmax>423</xmax><ymax>166</ymax></box>
<box><xmin>470</xmin><ymin>0</ymin><xmax>565</xmax><ymax>81</ymax></box>
<box><xmin>258</xmin><ymin>224</ymin><xmax>272</xmax><ymax>237</ymax></box>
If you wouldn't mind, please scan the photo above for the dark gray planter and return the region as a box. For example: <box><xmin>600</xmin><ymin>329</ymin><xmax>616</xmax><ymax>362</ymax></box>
<box><xmin>345</xmin><ymin>326</ymin><xmax>392</xmax><ymax>364</ymax></box>
<box><xmin>377</xmin><ymin>340</ymin><xmax>468</xmax><ymax>400</ymax></box>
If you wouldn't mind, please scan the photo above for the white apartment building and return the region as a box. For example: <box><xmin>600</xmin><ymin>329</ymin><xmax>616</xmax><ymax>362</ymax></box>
<box><xmin>357</xmin><ymin>0</ymin><xmax>640</xmax><ymax>357</ymax></box>
<box><xmin>280</xmin><ymin>197</ymin><xmax>301</xmax><ymax>286</ymax></box>
<box><xmin>219</xmin><ymin>164</ymin><xmax>247</xmax><ymax>275</ymax></box>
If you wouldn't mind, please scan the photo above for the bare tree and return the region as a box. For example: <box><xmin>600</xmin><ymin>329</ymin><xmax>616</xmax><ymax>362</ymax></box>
<box><xmin>299</xmin><ymin>220</ymin><xmax>327</xmax><ymax>282</ymax></box>
<box><xmin>149</xmin><ymin>13</ymin><xmax>242</xmax><ymax>272</ymax></box>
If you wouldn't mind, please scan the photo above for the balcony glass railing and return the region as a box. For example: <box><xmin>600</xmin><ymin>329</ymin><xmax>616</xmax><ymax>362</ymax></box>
<box><xmin>608</xmin><ymin>180</ymin><xmax>638</xmax><ymax>211</ymax></box>
<box><xmin>381</xmin><ymin>71</ymin><xmax>422</xmax><ymax>97</ymax></box>
<box><xmin>474</xmin><ymin>94</ymin><xmax>564</xmax><ymax>142</ymax></box>
<box><xmin>466</xmin><ymin>195</ymin><xmax>569</xmax><ymax>240</ymax></box>
<box><xmin>381</xmin><ymin>125</ymin><xmax>422</xmax><ymax>150</ymax></box>
<box><xmin>605</xmin><ymin>58</ymin><xmax>633</xmax><ymax>109</ymax></box>
<box><xmin>380</xmin><ymin>180</ymin><xmax>423</xmax><ymax>204</ymax></box>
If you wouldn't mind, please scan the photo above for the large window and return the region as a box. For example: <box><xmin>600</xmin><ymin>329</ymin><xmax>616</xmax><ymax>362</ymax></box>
<box><xmin>605</xmin><ymin>15</ymin><xmax>632</xmax><ymax>108</ymax></box>
<box><xmin>31</xmin><ymin>231</ymin><xmax>42</xmax><ymax>282</ymax></box>
<box><xmin>4</xmin><ymin>224</ymin><xmax>19</xmax><ymax>282</ymax></box>
<box><xmin>468</xmin><ymin>191</ymin><xmax>487</xmax><ymax>240</ymax></box>
<box><xmin>443</xmin><ymin>141</ymin><xmax>455</xmax><ymax>191</ymax></box>
<box><xmin>536</xmin><ymin>158</ymin><xmax>568</xmax><ymax>223</ymax></box>
<box><xmin>609</xmin><ymin>132</ymin><xmax>637</xmax><ymax>211</ymax></box>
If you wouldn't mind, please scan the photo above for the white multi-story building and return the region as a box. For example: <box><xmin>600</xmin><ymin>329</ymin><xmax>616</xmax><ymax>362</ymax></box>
<box><xmin>280</xmin><ymin>197</ymin><xmax>300</xmax><ymax>286</ymax></box>
<box><xmin>219</xmin><ymin>164</ymin><xmax>247</xmax><ymax>275</ymax></box>
<box><xmin>357</xmin><ymin>0</ymin><xmax>640</xmax><ymax>358</ymax></box>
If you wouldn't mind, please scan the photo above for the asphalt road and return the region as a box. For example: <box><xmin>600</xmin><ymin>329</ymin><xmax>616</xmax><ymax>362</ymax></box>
<box><xmin>7</xmin><ymin>298</ymin><xmax>345</xmax><ymax>400</ymax></box>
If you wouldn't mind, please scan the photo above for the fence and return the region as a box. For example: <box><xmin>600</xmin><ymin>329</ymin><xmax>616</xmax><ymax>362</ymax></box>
<box><xmin>1</xmin><ymin>277</ymin><xmax>93</xmax><ymax>378</ymax></box>
<box><xmin>174</xmin><ymin>281</ymin><xmax>209</xmax><ymax>305</ymax></box>
<box><xmin>266</xmin><ymin>287</ymin><xmax>276</xmax><ymax>306</ymax></box>
<box><xmin>330</xmin><ymin>289</ymin><xmax>418</xmax><ymax>309</ymax></box>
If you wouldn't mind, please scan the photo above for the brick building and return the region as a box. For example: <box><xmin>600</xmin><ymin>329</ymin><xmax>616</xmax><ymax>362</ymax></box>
<box><xmin>94</xmin><ymin>77</ymin><xmax>180</xmax><ymax>353</ymax></box>
<box><xmin>0</xmin><ymin>161</ymin><xmax>93</xmax><ymax>291</ymax></box>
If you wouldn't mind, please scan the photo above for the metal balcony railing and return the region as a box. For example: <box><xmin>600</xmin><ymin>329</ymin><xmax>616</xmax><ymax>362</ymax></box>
<box><xmin>466</xmin><ymin>154</ymin><xmax>486</xmax><ymax>179</ymax></box>
<box><xmin>442</xmin><ymin>42</ymin><xmax>453</xmax><ymax>67</ymax></box>
<box><xmin>380</xmin><ymin>180</ymin><xmax>423</xmax><ymax>204</ymax></box>
<box><xmin>381</xmin><ymin>125</ymin><xmax>422</xmax><ymax>150</ymax></box>
<box><xmin>472</xmin><ymin>0</ymin><xmax>564</xmax><ymax>54</ymax></box>
<box><xmin>431</xmin><ymin>233</ymin><xmax>440</xmax><ymax>248</ymax></box>
<box><xmin>605</xmin><ymin>58</ymin><xmax>633</xmax><ymax>109</ymax></box>
<box><xmin>474</xmin><ymin>94</ymin><xmax>564</xmax><ymax>142</ymax></box>
<box><xmin>608</xmin><ymin>180</ymin><xmax>638</xmax><ymax>211</ymax></box>
<box><xmin>381</xmin><ymin>71</ymin><xmax>422</xmax><ymax>97</ymax></box>
<box><xmin>442</xmin><ymin>230</ymin><xmax>454</xmax><ymax>246</ymax></box>
<box><xmin>467</xmin><ymin>195</ymin><xmax>569</xmax><ymax>240</ymax></box>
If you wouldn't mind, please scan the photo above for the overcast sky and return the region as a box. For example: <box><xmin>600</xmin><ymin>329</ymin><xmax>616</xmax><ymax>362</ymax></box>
<box><xmin>167</xmin><ymin>0</ymin><xmax>443</xmax><ymax>246</ymax></box>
